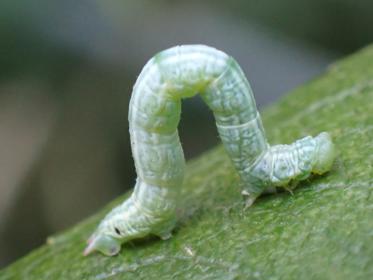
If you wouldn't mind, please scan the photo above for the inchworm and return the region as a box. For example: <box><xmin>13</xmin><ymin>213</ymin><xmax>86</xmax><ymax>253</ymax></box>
<box><xmin>84</xmin><ymin>45</ymin><xmax>335</xmax><ymax>256</ymax></box>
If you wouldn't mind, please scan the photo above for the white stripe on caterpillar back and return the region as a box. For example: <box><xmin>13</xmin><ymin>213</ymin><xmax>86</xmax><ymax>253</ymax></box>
<box><xmin>84</xmin><ymin>45</ymin><xmax>335</xmax><ymax>256</ymax></box>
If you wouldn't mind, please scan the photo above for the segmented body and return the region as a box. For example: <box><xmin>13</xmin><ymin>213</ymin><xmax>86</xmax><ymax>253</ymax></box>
<box><xmin>84</xmin><ymin>45</ymin><xmax>335</xmax><ymax>256</ymax></box>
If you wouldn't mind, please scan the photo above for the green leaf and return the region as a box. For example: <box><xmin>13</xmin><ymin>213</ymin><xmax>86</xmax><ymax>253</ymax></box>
<box><xmin>1</xmin><ymin>46</ymin><xmax>373</xmax><ymax>280</ymax></box>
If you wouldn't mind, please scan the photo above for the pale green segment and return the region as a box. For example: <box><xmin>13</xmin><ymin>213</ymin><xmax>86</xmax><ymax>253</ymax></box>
<box><xmin>202</xmin><ymin>57</ymin><xmax>258</xmax><ymax>125</ymax></box>
<box><xmin>85</xmin><ymin>45</ymin><xmax>335</xmax><ymax>256</ymax></box>
<box><xmin>129</xmin><ymin>45</ymin><xmax>268</xmax><ymax>192</ymax></box>
<box><xmin>246</xmin><ymin>132</ymin><xmax>335</xmax><ymax>195</ymax></box>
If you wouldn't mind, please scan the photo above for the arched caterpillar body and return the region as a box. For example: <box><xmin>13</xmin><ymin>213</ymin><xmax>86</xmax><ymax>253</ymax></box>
<box><xmin>84</xmin><ymin>45</ymin><xmax>335</xmax><ymax>256</ymax></box>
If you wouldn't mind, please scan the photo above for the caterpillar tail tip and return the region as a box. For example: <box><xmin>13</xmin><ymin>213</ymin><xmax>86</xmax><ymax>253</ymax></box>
<box><xmin>313</xmin><ymin>132</ymin><xmax>336</xmax><ymax>175</ymax></box>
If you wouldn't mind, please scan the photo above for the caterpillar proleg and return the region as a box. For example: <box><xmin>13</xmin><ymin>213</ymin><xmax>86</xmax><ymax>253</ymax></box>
<box><xmin>84</xmin><ymin>45</ymin><xmax>335</xmax><ymax>256</ymax></box>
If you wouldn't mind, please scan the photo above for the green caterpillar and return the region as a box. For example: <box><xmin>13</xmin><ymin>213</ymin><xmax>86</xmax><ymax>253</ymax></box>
<box><xmin>84</xmin><ymin>45</ymin><xmax>335</xmax><ymax>256</ymax></box>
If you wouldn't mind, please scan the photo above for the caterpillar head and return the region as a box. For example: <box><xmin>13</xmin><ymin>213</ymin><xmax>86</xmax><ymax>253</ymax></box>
<box><xmin>312</xmin><ymin>132</ymin><xmax>336</xmax><ymax>175</ymax></box>
<box><xmin>83</xmin><ymin>217</ymin><xmax>124</xmax><ymax>256</ymax></box>
<box><xmin>84</xmin><ymin>232</ymin><xmax>121</xmax><ymax>256</ymax></box>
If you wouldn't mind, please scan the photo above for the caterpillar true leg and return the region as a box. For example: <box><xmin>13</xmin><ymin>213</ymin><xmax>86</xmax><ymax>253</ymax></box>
<box><xmin>84</xmin><ymin>45</ymin><xmax>335</xmax><ymax>256</ymax></box>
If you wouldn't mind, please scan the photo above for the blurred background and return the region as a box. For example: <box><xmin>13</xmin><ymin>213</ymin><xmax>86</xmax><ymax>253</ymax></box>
<box><xmin>1</xmin><ymin>0</ymin><xmax>372</xmax><ymax>268</ymax></box>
